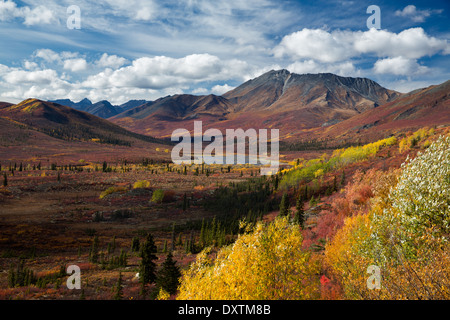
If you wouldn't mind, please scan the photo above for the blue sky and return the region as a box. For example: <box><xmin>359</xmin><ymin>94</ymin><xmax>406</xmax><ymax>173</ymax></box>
<box><xmin>0</xmin><ymin>0</ymin><xmax>448</xmax><ymax>104</ymax></box>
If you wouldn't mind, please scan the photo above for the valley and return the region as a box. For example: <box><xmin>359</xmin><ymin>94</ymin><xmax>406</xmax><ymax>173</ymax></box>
<box><xmin>0</xmin><ymin>70</ymin><xmax>449</xmax><ymax>300</ymax></box>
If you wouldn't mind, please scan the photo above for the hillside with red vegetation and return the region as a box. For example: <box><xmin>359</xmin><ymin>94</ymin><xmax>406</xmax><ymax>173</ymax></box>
<box><xmin>0</xmin><ymin>99</ymin><xmax>171</xmax><ymax>163</ymax></box>
<box><xmin>309</xmin><ymin>80</ymin><xmax>450</xmax><ymax>146</ymax></box>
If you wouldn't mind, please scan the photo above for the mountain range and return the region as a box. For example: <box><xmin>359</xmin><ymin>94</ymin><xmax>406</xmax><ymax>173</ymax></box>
<box><xmin>107</xmin><ymin>70</ymin><xmax>407</xmax><ymax>139</ymax></box>
<box><xmin>50</xmin><ymin>98</ymin><xmax>149</xmax><ymax>119</ymax></box>
<box><xmin>1</xmin><ymin>69</ymin><xmax>449</xmax><ymax>161</ymax></box>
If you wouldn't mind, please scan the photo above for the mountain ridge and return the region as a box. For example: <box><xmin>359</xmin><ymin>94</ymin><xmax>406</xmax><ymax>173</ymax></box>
<box><xmin>4</xmin><ymin>70</ymin><xmax>448</xmax><ymax>147</ymax></box>
<box><xmin>109</xmin><ymin>70</ymin><xmax>403</xmax><ymax>138</ymax></box>
<box><xmin>50</xmin><ymin>98</ymin><xmax>152</xmax><ymax>119</ymax></box>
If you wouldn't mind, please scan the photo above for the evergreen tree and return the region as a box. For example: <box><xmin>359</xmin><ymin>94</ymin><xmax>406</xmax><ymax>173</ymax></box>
<box><xmin>3</xmin><ymin>172</ymin><xmax>7</xmax><ymax>187</ymax></box>
<box><xmin>112</xmin><ymin>235</ymin><xmax>116</xmax><ymax>252</ymax></box>
<box><xmin>139</xmin><ymin>233</ymin><xmax>158</xmax><ymax>289</ymax></box>
<box><xmin>294</xmin><ymin>194</ymin><xmax>305</xmax><ymax>229</ymax></box>
<box><xmin>176</xmin><ymin>233</ymin><xmax>183</xmax><ymax>247</ymax></box>
<box><xmin>114</xmin><ymin>272</ymin><xmax>123</xmax><ymax>300</ymax></box>
<box><xmin>157</xmin><ymin>252</ymin><xmax>181</xmax><ymax>295</ymax></box>
<box><xmin>199</xmin><ymin>219</ymin><xmax>206</xmax><ymax>247</ymax></box>
<box><xmin>340</xmin><ymin>170</ymin><xmax>346</xmax><ymax>186</ymax></box>
<box><xmin>279</xmin><ymin>193</ymin><xmax>290</xmax><ymax>217</ymax></box>
<box><xmin>171</xmin><ymin>223</ymin><xmax>176</xmax><ymax>252</ymax></box>
<box><xmin>89</xmin><ymin>236</ymin><xmax>99</xmax><ymax>263</ymax></box>
<box><xmin>131</xmin><ymin>237</ymin><xmax>140</xmax><ymax>252</ymax></box>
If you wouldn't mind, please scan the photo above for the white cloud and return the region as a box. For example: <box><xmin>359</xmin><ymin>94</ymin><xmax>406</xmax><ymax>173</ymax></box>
<box><xmin>382</xmin><ymin>79</ymin><xmax>446</xmax><ymax>93</ymax></box>
<box><xmin>23</xmin><ymin>60</ymin><xmax>38</xmax><ymax>70</ymax></box>
<box><xmin>3</xmin><ymin>69</ymin><xmax>59</xmax><ymax>85</ymax></box>
<box><xmin>211</xmin><ymin>84</ymin><xmax>235</xmax><ymax>95</ymax></box>
<box><xmin>21</xmin><ymin>5</ymin><xmax>56</xmax><ymax>26</ymax></box>
<box><xmin>191</xmin><ymin>87</ymin><xmax>209</xmax><ymax>95</ymax></box>
<box><xmin>274</xmin><ymin>27</ymin><xmax>449</xmax><ymax>62</ymax></box>
<box><xmin>0</xmin><ymin>63</ymin><xmax>12</xmax><ymax>76</ymax></box>
<box><xmin>34</xmin><ymin>49</ymin><xmax>61</xmax><ymax>63</ymax></box>
<box><xmin>83</xmin><ymin>53</ymin><xmax>249</xmax><ymax>90</ymax></box>
<box><xmin>0</xmin><ymin>0</ymin><xmax>19</xmax><ymax>21</ymax></box>
<box><xmin>373</xmin><ymin>57</ymin><xmax>429</xmax><ymax>76</ymax></box>
<box><xmin>63</xmin><ymin>58</ymin><xmax>88</xmax><ymax>72</ymax></box>
<box><xmin>354</xmin><ymin>28</ymin><xmax>448</xmax><ymax>60</ymax></box>
<box><xmin>96</xmin><ymin>53</ymin><xmax>128</xmax><ymax>69</ymax></box>
<box><xmin>0</xmin><ymin>1</ymin><xmax>56</xmax><ymax>25</ymax></box>
<box><xmin>395</xmin><ymin>5</ymin><xmax>442</xmax><ymax>23</ymax></box>
<box><xmin>287</xmin><ymin>60</ymin><xmax>359</xmax><ymax>77</ymax></box>
<box><xmin>103</xmin><ymin>0</ymin><xmax>158</xmax><ymax>21</ymax></box>
<box><xmin>274</xmin><ymin>28</ymin><xmax>354</xmax><ymax>63</ymax></box>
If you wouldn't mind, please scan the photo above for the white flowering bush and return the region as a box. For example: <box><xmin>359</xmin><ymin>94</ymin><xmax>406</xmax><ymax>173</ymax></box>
<box><xmin>370</xmin><ymin>134</ymin><xmax>450</xmax><ymax>261</ymax></box>
<box><xmin>390</xmin><ymin>135</ymin><xmax>449</xmax><ymax>238</ymax></box>
<box><xmin>325</xmin><ymin>134</ymin><xmax>450</xmax><ymax>299</ymax></box>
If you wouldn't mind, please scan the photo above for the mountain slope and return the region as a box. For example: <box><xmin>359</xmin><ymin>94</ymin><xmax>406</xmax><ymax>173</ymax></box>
<box><xmin>0</xmin><ymin>99</ymin><xmax>167</xmax><ymax>146</ymax></box>
<box><xmin>51</xmin><ymin>98</ymin><xmax>93</xmax><ymax>111</ymax></box>
<box><xmin>0</xmin><ymin>99</ymin><xmax>172</xmax><ymax>162</ymax></box>
<box><xmin>303</xmin><ymin>80</ymin><xmax>450</xmax><ymax>147</ymax></box>
<box><xmin>111</xmin><ymin>70</ymin><xmax>401</xmax><ymax>138</ymax></box>
<box><xmin>85</xmin><ymin>100</ymin><xmax>123</xmax><ymax>119</ymax></box>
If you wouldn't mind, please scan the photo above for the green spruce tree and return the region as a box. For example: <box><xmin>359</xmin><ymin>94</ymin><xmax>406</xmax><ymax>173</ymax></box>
<box><xmin>114</xmin><ymin>272</ymin><xmax>124</xmax><ymax>300</ymax></box>
<box><xmin>157</xmin><ymin>251</ymin><xmax>181</xmax><ymax>295</ymax></box>
<box><xmin>89</xmin><ymin>236</ymin><xmax>99</xmax><ymax>263</ymax></box>
<box><xmin>294</xmin><ymin>194</ymin><xmax>305</xmax><ymax>228</ymax></box>
<box><xmin>139</xmin><ymin>233</ymin><xmax>158</xmax><ymax>293</ymax></box>
<box><xmin>279</xmin><ymin>193</ymin><xmax>290</xmax><ymax>217</ymax></box>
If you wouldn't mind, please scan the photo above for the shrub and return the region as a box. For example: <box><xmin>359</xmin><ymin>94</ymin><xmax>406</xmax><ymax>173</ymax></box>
<box><xmin>280</xmin><ymin>137</ymin><xmax>396</xmax><ymax>189</ymax></box>
<box><xmin>151</xmin><ymin>189</ymin><xmax>165</xmax><ymax>204</ymax></box>
<box><xmin>99</xmin><ymin>186</ymin><xmax>128</xmax><ymax>199</ymax></box>
<box><xmin>133</xmin><ymin>180</ymin><xmax>150</xmax><ymax>189</ymax></box>
<box><xmin>177</xmin><ymin>217</ymin><xmax>320</xmax><ymax>299</ymax></box>
<box><xmin>325</xmin><ymin>134</ymin><xmax>450</xmax><ymax>299</ymax></box>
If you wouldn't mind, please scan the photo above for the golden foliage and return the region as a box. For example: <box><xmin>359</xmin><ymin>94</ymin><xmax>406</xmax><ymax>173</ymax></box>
<box><xmin>99</xmin><ymin>186</ymin><xmax>128</xmax><ymax>199</ymax></box>
<box><xmin>133</xmin><ymin>180</ymin><xmax>150</xmax><ymax>189</ymax></box>
<box><xmin>177</xmin><ymin>217</ymin><xmax>320</xmax><ymax>300</ymax></box>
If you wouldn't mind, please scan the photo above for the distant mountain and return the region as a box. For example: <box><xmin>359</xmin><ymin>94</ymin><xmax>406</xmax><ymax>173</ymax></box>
<box><xmin>110</xmin><ymin>70</ymin><xmax>402</xmax><ymax>138</ymax></box>
<box><xmin>119</xmin><ymin>100</ymin><xmax>149</xmax><ymax>112</ymax></box>
<box><xmin>0</xmin><ymin>98</ymin><xmax>167</xmax><ymax>147</ymax></box>
<box><xmin>86</xmin><ymin>100</ymin><xmax>122</xmax><ymax>119</ymax></box>
<box><xmin>50</xmin><ymin>98</ymin><xmax>150</xmax><ymax>119</ymax></box>
<box><xmin>51</xmin><ymin>98</ymin><xmax>93</xmax><ymax>111</ymax></box>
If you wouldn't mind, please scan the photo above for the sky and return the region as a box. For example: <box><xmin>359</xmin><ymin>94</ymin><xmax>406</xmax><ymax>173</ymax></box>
<box><xmin>0</xmin><ymin>0</ymin><xmax>449</xmax><ymax>105</ymax></box>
